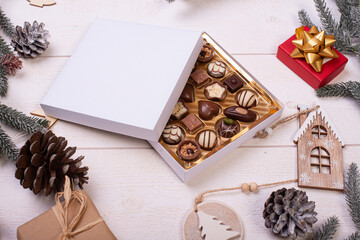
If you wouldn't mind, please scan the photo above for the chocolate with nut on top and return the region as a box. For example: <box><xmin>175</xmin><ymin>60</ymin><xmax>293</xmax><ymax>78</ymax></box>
<box><xmin>223</xmin><ymin>74</ymin><xmax>244</xmax><ymax>93</ymax></box>
<box><xmin>224</xmin><ymin>106</ymin><xmax>257</xmax><ymax>122</ymax></box>
<box><xmin>198</xmin><ymin>44</ymin><xmax>214</xmax><ymax>63</ymax></box>
<box><xmin>177</xmin><ymin>140</ymin><xmax>201</xmax><ymax>161</ymax></box>
<box><xmin>217</xmin><ymin>118</ymin><xmax>240</xmax><ymax>138</ymax></box>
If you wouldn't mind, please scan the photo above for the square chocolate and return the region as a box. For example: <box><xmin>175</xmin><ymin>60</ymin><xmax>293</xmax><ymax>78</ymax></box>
<box><xmin>190</xmin><ymin>69</ymin><xmax>210</xmax><ymax>87</ymax></box>
<box><xmin>181</xmin><ymin>114</ymin><xmax>204</xmax><ymax>133</ymax></box>
<box><xmin>223</xmin><ymin>74</ymin><xmax>244</xmax><ymax>93</ymax></box>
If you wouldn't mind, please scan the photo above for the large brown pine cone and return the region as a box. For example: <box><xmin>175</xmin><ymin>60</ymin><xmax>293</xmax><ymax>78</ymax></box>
<box><xmin>263</xmin><ymin>188</ymin><xmax>317</xmax><ymax>239</ymax></box>
<box><xmin>15</xmin><ymin>130</ymin><xmax>88</xmax><ymax>195</ymax></box>
<box><xmin>11</xmin><ymin>21</ymin><xmax>50</xmax><ymax>58</ymax></box>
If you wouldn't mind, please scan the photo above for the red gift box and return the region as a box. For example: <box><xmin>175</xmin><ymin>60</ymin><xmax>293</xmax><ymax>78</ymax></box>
<box><xmin>277</xmin><ymin>26</ymin><xmax>348</xmax><ymax>89</ymax></box>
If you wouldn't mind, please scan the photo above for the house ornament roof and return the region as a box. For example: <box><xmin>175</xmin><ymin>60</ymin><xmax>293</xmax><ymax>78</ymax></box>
<box><xmin>293</xmin><ymin>106</ymin><xmax>345</xmax><ymax>146</ymax></box>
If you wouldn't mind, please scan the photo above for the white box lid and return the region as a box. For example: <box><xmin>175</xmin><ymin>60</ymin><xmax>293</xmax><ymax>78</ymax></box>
<box><xmin>41</xmin><ymin>19</ymin><xmax>203</xmax><ymax>141</ymax></box>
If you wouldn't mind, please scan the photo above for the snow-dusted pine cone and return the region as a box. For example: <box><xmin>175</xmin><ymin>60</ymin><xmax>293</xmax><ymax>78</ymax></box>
<box><xmin>11</xmin><ymin>21</ymin><xmax>50</xmax><ymax>58</ymax></box>
<box><xmin>1</xmin><ymin>53</ymin><xmax>22</xmax><ymax>75</ymax></box>
<box><xmin>263</xmin><ymin>188</ymin><xmax>318</xmax><ymax>239</ymax></box>
<box><xmin>15</xmin><ymin>130</ymin><xmax>88</xmax><ymax>195</ymax></box>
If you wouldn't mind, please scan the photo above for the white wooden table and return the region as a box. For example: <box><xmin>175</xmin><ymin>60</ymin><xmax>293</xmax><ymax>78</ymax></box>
<box><xmin>1</xmin><ymin>1</ymin><xmax>359</xmax><ymax>239</ymax></box>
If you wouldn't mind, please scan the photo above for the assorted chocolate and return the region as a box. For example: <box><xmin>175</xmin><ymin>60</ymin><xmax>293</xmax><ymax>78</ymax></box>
<box><xmin>162</xmin><ymin>40</ymin><xmax>268</xmax><ymax>163</ymax></box>
<box><xmin>171</xmin><ymin>101</ymin><xmax>188</xmax><ymax>120</ymax></box>
<box><xmin>204</xmin><ymin>81</ymin><xmax>227</xmax><ymax>101</ymax></box>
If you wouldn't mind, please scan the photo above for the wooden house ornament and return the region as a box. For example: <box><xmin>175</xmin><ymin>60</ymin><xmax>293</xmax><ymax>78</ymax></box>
<box><xmin>294</xmin><ymin>106</ymin><xmax>345</xmax><ymax>191</ymax></box>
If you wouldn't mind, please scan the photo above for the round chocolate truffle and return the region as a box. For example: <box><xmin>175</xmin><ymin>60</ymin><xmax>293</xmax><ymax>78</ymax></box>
<box><xmin>196</xmin><ymin>130</ymin><xmax>218</xmax><ymax>150</ymax></box>
<box><xmin>207</xmin><ymin>60</ymin><xmax>226</xmax><ymax>78</ymax></box>
<box><xmin>177</xmin><ymin>140</ymin><xmax>201</xmax><ymax>161</ymax></box>
<box><xmin>236</xmin><ymin>89</ymin><xmax>259</xmax><ymax>108</ymax></box>
<box><xmin>217</xmin><ymin>118</ymin><xmax>240</xmax><ymax>138</ymax></box>
<box><xmin>198</xmin><ymin>45</ymin><xmax>214</xmax><ymax>63</ymax></box>
<box><xmin>162</xmin><ymin>124</ymin><xmax>184</xmax><ymax>145</ymax></box>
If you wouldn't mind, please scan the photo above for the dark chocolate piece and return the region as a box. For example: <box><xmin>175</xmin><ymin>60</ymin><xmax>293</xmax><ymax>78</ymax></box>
<box><xmin>181</xmin><ymin>114</ymin><xmax>204</xmax><ymax>133</ymax></box>
<box><xmin>236</xmin><ymin>90</ymin><xmax>259</xmax><ymax>108</ymax></box>
<box><xmin>223</xmin><ymin>74</ymin><xmax>244</xmax><ymax>93</ymax></box>
<box><xmin>162</xmin><ymin>125</ymin><xmax>184</xmax><ymax>145</ymax></box>
<box><xmin>196</xmin><ymin>130</ymin><xmax>217</xmax><ymax>150</ymax></box>
<box><xmin>207</xmin><ymin>60</ymin><xmax>226</xmax><ymax>78</ymax></box>
<box><xmin>180</xmin><ymin>83</ymin><xmax>195</xmax><ymax>103</ymax></box>
<box><xmin>190</xmin><ymin>69</ymin><xmax>210</xmax><ymax>87</ymax></box>
<box><xmin>198</xmin><ymin>100</ymin><xmax>221</xmax><ymax>121</ymax></box>
<box><xmin>171</xmin><ymin>101</ymin><xmax>188</xmax><ymax>120</ymax></box>
<box><xmin>204</xmin><ymin>82</ymin><xmax>227</xmax><ymax>101</ymax></box>
<box><xmin>198</xmin><ymin>44</ymin><xmax>214</xmax><ymax>63</ymax></box>
<box><xmin>177</xmin><ymin>140</ymin><xmax>201</xmax><ymax>161</ymax></box>
<box><xmin>224</xmin><ymin>106</ymin><xmax>257</xmax><ymax>122</ymax></box>
<box><xmin>217</xmin><ymin>118</ymin><xmax>240</xmax><ymax>138</ymax></box>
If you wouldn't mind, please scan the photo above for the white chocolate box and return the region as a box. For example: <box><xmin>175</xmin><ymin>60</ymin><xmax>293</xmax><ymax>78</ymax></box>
<box><xmin>41</xmin><ymin>19</ymin><xmax>284</xmax><ymax>182</ymax></box>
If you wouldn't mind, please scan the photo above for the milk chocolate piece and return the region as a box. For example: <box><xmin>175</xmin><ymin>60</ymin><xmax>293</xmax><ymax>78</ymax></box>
<box><xmin>224</xmin><ymin>106</ymin><xmax>257</xmax><ymax>122</ymax></box>
<box><xmin>236</xmin><ymin>89</ymin><xmax>259</xmax><ymax>108</ymax></box>
<box><xmin>180</xmin><ymin>84</ymin><xmax>195</xmax><ymax>102</ymax></box>
<box><xmin>207</xmin><ymin>60</ymin><xmax>226</xmax><ymax>78</ymax></box>
<box><xmin>190</xmin><ymin>69</ymin><xmax>210</xmax><ymax>87</ymax></box>
<box><xmin>177</xmin><ymin>140</ymin><xmax>201</xmax><ymax>161</ymax></box>
<box><xmin>162</xmin><ymin>125</ymin><xmax>184</xmax><ymax>145</ymax></box>
<box><xmin>223</xmin><ymin>74</ymin><xmax>244</xmax><ymax>93</ymax></box>
<box><xmin>196</xmin><ymin>130</ymin><xmax>217</xmax><ymax>150</ymax></box>
<box><xmin>198</xmin><ymin>44</ymin><xmax>214</xmax><ymax>63</ymax></box>
<box><xmin>171</xmin><ymin>101</ymin><xmax>188</xmax><ymax>120</ymax></box>
<box><xmin>217</xmin><ymin>118</ymin><xmax>240</xmax><ymax>138</ymax></box>
<box><xmin>204</xmin><ymin>82</ymin><xmax>227</xmax><ymax>101</ymax></box>
<box><xmin>181</xmin><ymin>114</ymin><xmax>203</xmax><ymax>133</ymax></box>
<box><xmin>198</xmin><ymin>100</ymin><xmax>221</xmax><ymax>121</ymax></box>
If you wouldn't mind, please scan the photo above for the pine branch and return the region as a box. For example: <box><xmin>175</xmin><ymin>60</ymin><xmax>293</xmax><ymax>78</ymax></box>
<box><xmin>0</xmin><ymin>103</ymin><xmax>49</xmax><ymax>134</ymax></box>
<box><xmin>0</xmin><ymin>7</ymin><xmax>14</xmax><ymax>37</ymax></box>
<box><xmin>0</xmin><ymin>35</ymin><xmax>11</xmax><ymax>56</ymax></box>
<box><xmin>0</xmin><ymin>66</ymin><xmax>8</xmax><ymax>97</ymax></box>
<box><xmin>311</xmin><ymin>216</ymin><xmax>339</xmax><ymax>240</ymax></box>
<box><xmin>345</xmin><ymin>232</ymin><xmax>360</xmax><ymax>240</ymax></box>
<box><xmin>346</xmin><ymin>163</ymin><xmax>360</xmax><ymax>231</ymax></box>
<box><xmin>298</xmin><ymin>9</ymin><xmax>316</xmax><ymax>28</ymax></box>
<box><xmin>314</xmin><ymin>0</ymin><xmax>338</xmax><ymax>35</ymax></box>
<box><xmin>0</xmin><ymin>126</ymin><xmax>18</xmax><ymax>162</ymax></box>
<box><xmin>316</xmin><ymin>81</ymin><xmax>360</xmax><ymax>103</ymax></box>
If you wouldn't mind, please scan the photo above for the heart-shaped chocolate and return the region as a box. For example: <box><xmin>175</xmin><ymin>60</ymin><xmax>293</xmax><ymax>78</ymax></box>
<box><xmin>198</xmin><ymin>100</ymin><xmax>221</xmax><ymax>120</ymax></box>
<box><xmin>180</xmin><ymin>83</ymin><xmax>195</xmax><ymax>102</ymax></box>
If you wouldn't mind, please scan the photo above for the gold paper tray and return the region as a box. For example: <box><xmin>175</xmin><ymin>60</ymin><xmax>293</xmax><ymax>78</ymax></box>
<box><xmin>159</xmin><ymin>33</ymin><xmax>282</xmax><ymax>170</ymax></box>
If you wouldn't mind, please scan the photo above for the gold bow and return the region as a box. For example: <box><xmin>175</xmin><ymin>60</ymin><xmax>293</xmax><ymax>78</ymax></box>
<box><xmin>52</xmin><ymin>176</ymin><xmax>104</xmax><ymax>240</ymax></box>
<box><xmin>290</xmin><ymin>26</ymin><xmax>338</xmax><ymax>72</ymax></box>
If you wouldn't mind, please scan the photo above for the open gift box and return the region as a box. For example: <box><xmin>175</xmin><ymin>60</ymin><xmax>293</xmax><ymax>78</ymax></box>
<box><xmin>41</xmin><ymin>19</ymin><xmax>284</xmax><ymax>182</ymax></box>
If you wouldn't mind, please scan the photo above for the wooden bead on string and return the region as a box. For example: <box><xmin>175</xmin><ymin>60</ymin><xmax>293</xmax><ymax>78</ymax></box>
<box><xmin>250</xmin><ymin>182</ymin><xmax>258</xmax><ymax>192</ymax></box>
<box><xmin>240</xmin><ymin>183</ymin><xmax>249</xmax><ymax>193</ymax></box>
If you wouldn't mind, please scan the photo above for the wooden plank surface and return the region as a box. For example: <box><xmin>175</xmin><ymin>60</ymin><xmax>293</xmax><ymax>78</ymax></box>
<box><xmin>0</xmin><ymin>0</ymin><xmax>359</xmax><ymax>239</ymax></box>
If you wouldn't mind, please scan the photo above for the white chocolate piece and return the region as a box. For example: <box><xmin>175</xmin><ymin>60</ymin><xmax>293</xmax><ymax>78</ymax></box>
<box><xmin>172</xmin><ymin>102</ymin><xmax>188</xmax><ymax>119</ymax></box>
<box><xmin>205</xmin><ymin>82</ymin><xmax>226</xmax><ymax>100</ymax></box>
<box><xmin>197</xmin><ymin>130</ymin><xmax>217</xmax><ymax>150</ymax></box>
<box><xmin>236</xmin><ymin>90</ymin><xmax>258</xmax><ymax>108</ymax></box>
<box><xmin>207</xmin><ymin>61</ymin><xmax>226</xmax><ymax>78</ymax></box>
<box><xmin>162</xmin><ymin>125</ymin><xmax>183</xmax><ymax>144</ymax></box>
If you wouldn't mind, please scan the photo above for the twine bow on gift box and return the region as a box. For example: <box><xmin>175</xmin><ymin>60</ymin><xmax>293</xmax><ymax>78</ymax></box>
<box><xmin>52</xmin><ymin>176</ymin><xmax>104</xmax><ymax>240</ymax></box>
<box><xmin>290</xmin><ymin>26</ymin><xmax>338</xmax><ymax>72</ymax></box>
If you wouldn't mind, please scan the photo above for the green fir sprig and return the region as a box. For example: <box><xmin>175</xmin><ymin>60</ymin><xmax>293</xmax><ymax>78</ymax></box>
<box><xmin>316</xmin><ymin>81</ymin><xmax>360</xmax><ymax>103</ymax></box>
<box><xmin>0</xmin><ymin>126</ymin><xmax>19</xmax><ymax>162</ymax></box>
<box><xmin>0</xmin><ymin>67</ymin><xmax>8</xmax><ymax>97</ymax></box>
<box><xmin>0</xmin><ymin>104</ymin><xmax>49</xmax><ymax>134</ymax></box>
<box><xmin>345</xmin><ymin>163</ymin><xmax>360</xmax><ymax>231</ymax></box>
<box><xmin>311</xmin><ymin>216</ymin><xmax>339</xmax><ymax>240</ymax></box>
<box><xmin>345</xmin><ymin>232</ymin><xmax>360</xmax><ymax>240</ymax></box>
<box><xmin>298</xmin><ymin>0</ymin><xmax>360</xmax><ymax>60</ymax></box>
<box><xmin>0</xmin><ymin>7</ymin><xmax>14</xmax><ymax>37</ymax></box>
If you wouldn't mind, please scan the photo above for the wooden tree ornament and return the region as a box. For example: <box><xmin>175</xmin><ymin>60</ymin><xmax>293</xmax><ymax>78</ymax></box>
<box><xmin>28</xmin><ymin>0</ymin><xmax>56</xmax><ymax>7</ymax></box>
<box><xmin>294</xmin><ymin>105</ymin><xmax>345</xmax><ymax>191</ymax></box>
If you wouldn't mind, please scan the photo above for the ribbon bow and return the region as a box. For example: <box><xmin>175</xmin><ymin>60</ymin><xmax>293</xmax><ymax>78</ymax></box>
<box><xmin>290</xmin><ymin>26</ymin><xmax>338</xmax><ymax>72</ymax></box>
<box><xmin>52</xmin><ymin>176</ymin><xmax>104</xmax><ymax>240</ymax></box>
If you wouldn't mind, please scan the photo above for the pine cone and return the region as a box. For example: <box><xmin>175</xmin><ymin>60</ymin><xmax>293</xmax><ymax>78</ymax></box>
<box><xmin>11</xmin><ymin>21</ymin><xmax>50</xmax><ymax>58</ymax></box>
<box><xmin>15</xmin><ymin>130</ymin><xmax>88</xmax><ymax>195</ymax></box>
<box><xmin>263</xmin><ymin>188</ymin><xmax>317</xmax><ymax>239</ymax></box>
<box><xmin>1</xmin><ymin>53</ymin><xmax>22</xmax><ymax>75</ymax></box>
